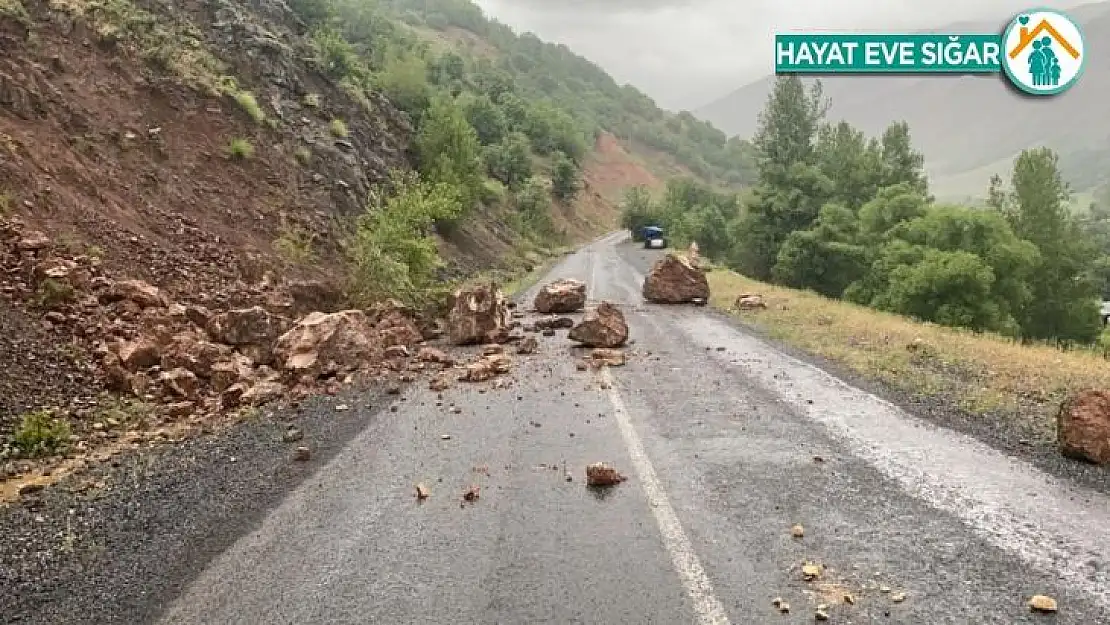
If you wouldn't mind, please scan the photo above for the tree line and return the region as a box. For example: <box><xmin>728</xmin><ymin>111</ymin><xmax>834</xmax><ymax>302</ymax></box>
<box><xmin>283</xmin><ymin>0</ymin><xmax>759</xmax><ymax>306</ymax></box>
<box><xmin>624</xmin><ymin>76</ymin><xmax>1108</xmax><ymax>346</ymax></box>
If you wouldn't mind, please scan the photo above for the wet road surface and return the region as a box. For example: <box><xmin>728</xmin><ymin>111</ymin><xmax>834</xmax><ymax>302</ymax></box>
<box><xmin>158</xmin><ymin>232</ymin><xmax>1110</xmax><ymax>624</ymax></box>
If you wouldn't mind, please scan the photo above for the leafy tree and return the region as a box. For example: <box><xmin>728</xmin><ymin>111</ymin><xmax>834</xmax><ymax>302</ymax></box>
<box><xmin>482</xmin><ymin>131</ymin><xmax>532</xmax><ymax>190</ymax></box>
<box><xmin>989</xmin><ymin>147</ymin><xmax>1102</xmax><ymax>342</ymax></box>
<box><xmin>877</xmin><ymin>121</ymin><xmax>929</xmax><ymax>197</ymax></box>
<box><xmin>375</xmin><ymin>53</ymin><xmax>431</xmax><ymax>117</ymax></box>
<box><xmin>620</xmin><ymin>185</ymin><xmax>659</xmax><ymax>238</ymax></box>
<box><xmin>753</xmin><ymin>76</ymin><xmax>828</xmax><ymax>179</ymax></box>
<box><xmin>460</xmin><ymin>93</ymin><xmax>507</xmax><ymax>145</ymax></box>
<box><xmin>550</xmin><ymin>151</ymin><xmax>580</xmax><ymax>202</ymax></box>
<box><xmin>815</xmin><ymin>121</ymin><xmax>882</xmax><ymax>209</ymax></box>
<box><xmin>772</xmin><ymin>203</ymin><xmax>869</xmax><ymax>297</ymax></box>
<box><xmin>415</xmin><ymin>96</ymin><xmax>483</xmax><ymax>209</ymax></box>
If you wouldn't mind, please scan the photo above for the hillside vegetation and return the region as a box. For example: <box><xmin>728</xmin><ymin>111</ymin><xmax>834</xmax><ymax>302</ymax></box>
<box><xmin>0</xmin><ymin>0</ymin><xmax>755</xmax><ymax>465</ymax></box>
<box><xmin>626</xmin><ymin>76</ymin><xmax>1110</xmax><ymax>349</ymax></box>
<box><xmin>694</xmin><ymin>1</ymin><xmax>1110</xmax><ymax>198</ymax></box>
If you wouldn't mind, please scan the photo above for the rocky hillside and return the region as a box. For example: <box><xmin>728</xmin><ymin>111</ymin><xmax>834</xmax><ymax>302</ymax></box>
<box><xmin>0</xmin><ymin>0</ymin><xmax>742</xmax><ymax>483</ymax></box>
<box><xmin>694</xmin><ymin>1</ymin><xmax>1110</xmax><ymax>198</ymax></box>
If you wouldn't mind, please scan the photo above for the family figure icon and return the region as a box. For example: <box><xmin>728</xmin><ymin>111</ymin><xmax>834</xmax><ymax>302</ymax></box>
<box><xmin>1028</xmin><ymin>37</ymin><xmax>1061</xmax><ymax>86</ymax></box>
<box><xmin>1004</xmin><ymin>11</ymin><xmax>1083</xmax><ymax>94</ymax></box>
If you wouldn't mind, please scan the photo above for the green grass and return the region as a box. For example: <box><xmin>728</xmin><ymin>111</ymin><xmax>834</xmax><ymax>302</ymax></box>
<box><xmin>708</xmin><ymin>268</ymin><xmax>1110</xmax><ymax>438</ymax></box>
<box><xmin>329</xmin><ymin>118</ymin><xmax>349</xmax><ymax>138</ymax></box>
<box><xmin>12</xmin><ymin>409</ymin><xmax>71</xmax><ymax>458</ymax></box>
<box><xmin>225</xmin><ymin>138</ymin><xmax>254</xmax><ymax>159</ymax></box>
<box><xmin>233</xmin><ymin>90</ymin><xmax>265</xmax><ymax>124</ymax></box>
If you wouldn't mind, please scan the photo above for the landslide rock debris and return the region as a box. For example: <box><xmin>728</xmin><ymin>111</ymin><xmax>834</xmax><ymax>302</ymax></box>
<box><xmin>589</xmin><ymin>348</ymin><xmax>626</xmax><ymax>367</ymax></box>
<box><xmin>642</xmin><ymin>252</ymin><xmax>709</xmax><ymax>304</ymax></box>
<box><xmin>447</xmin><ymin>282</ymin><xmax>509</xmax><ymax>345</ymax></box>
<box><xmin>585</xmin><ymin>462</ymin><xmax>626</xmax><ymax>486</ymax></box>
<box><xmin>533</xmin><ymin>278</ymin><xmax>586</xmax><ymax>314</ymax></box>
<box><xmin>1057</xmin><ymin>389</ymin><xmax>1110</xmax><ymax>464</ymax></box>
<box><xmin>733</xmin><ymin>293</ymin><xmax>767</xmax><ymax>311</ymax></box>
<box><xmin>569</xmin><ymin>302</ymin><xmax>628</xmax><ymax>348</ymax></box>
<box><xmin>1028</xmin><ymin>595</ymin><xmax>1058</xmax><ymax>613</ymax></box>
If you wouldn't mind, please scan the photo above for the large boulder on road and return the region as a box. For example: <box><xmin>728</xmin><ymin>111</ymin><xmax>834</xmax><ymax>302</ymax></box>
<box><xmin>273</xmin><ymin>310</ymin><xmax>382</xmax><ymax>379</ymax></box>
<box><xmin>642</xmin><ymin>253</ymin><xmax>709</xmax><ymax>304</ymax></box>
<box><xmin>533</xmin><ymin>278</ymin><xmax>586</xmax><ymax>313</ymax></box>
<box><xmin>447</xmin><ymin>282</ymin><xmax>509</xmax><ymax>345</ymax></box>
<box><xmin>1057</xmin><ymin>389</ymin><xmax>1110</xmax><ymax>464</ymax></box>
<box><xmin>569</xmin><ymin>301</ymin><xmax>627</xmax><ymax>348</ymax></box>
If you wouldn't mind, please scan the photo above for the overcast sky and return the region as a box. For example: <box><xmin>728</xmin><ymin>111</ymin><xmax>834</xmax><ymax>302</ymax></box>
<box><xmin>473</xmin><ymin>0</ymin><xmax>1086</xmax><ymax>111</ymax></box>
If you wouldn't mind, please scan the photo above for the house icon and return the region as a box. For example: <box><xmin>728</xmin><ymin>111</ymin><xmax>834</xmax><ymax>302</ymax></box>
<box><xmin>1008</xmin><ymin>17</ymin><xmax>1080</xmax><ymax>59</ymax></box>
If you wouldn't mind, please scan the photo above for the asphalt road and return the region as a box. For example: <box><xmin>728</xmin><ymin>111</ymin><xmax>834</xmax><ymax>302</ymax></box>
<box><xmin>158</xmin><ymin>232</ymin><xmax>1110</xmax><ymax>624</ymax></box>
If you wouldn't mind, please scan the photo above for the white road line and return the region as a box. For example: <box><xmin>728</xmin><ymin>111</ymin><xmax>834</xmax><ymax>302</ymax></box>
<box><xmin>599</xmin><ymin>367</ymin><xmax>732</xmax><ymax>625</ymax></box>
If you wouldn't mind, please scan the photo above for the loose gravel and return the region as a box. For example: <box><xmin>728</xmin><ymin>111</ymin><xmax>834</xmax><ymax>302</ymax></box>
<box><xmin>0</xmin><ymin>386</ymin><xmax>392</xmax><ymax>625</ymax></box>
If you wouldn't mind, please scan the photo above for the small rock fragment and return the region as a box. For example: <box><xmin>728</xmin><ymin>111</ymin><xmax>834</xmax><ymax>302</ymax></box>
<box><xmin>335</xmin><ymin>404</ymin><xmax>350</xmax><ymax>411</ymax></box>
<box><xmin>891</xmin><ymin>592</ymin><xmax>905</xmax><ymax>603</ymax></box>
<box><xmin>415</xmin><ymin>483</ymin><xmax>430</xmax><ymax>500</ymax></box>
<box><xmin>585</xmin><ymin>462</ymin><xmax>626</xmax><ymax>486</ymax></box>
<box><xmin>282</xmin><ymin>427</ymin><xmax>304</xmax><ymax>443</ymax></box>
<box><xmin>1029</xmin><ymin>595</ymin><xmax>1057</xmax><ymax>613</ymax></box>
<box><xmin>463</xmin><ymin>485</ymin><xmax>480</xmax><ymax>502</ymax></box>
<box><xmin>790</xmin><ymin>524</ymin><xmax>804</xmax><ymax>538</ymax></box>
<box><xmin>801</xmin><ymin>562</ymin><xmax>821</xmax><ymax>581</ymax></box>
<box><xmin>843</xmin><ymin>593</ymin><xmax>855</xmax><ymax>605</ymax></box>
<box><xmin>294</xmin><ymin>446</ymin><xmax>311</xmax><ymax>461</ymax></box>
<box><xmin>814</xmin><ymin>608</ymin><xmax>829</xmax><ymax>621</ymax></box>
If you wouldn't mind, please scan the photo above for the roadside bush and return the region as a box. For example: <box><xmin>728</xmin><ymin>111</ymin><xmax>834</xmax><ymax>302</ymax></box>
<box><xmin>12</xmin><ymin>409</ymin><xmax>71</xmax><ymax>458</ymax></box>
<box><xmin>347</xmin><ymin>171</ymin><xmax>462</xmax><ymax>307</ymax></box>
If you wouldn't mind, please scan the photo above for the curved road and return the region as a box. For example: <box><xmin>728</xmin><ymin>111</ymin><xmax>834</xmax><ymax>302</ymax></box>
<box><xmin>159</xmin><ymin>232</ymin><xmax>1110</xmax><ymax>624</ymax></box>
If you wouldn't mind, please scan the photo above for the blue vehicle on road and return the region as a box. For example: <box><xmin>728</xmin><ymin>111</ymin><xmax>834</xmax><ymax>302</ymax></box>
<box><xmin>641</xmin><ymin>226</ymin><xmax>666</xmax><ymax>249</ymax></box>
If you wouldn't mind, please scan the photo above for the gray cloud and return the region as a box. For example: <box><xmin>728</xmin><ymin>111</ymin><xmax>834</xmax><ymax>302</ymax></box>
<box><xmin>474</xmin><ymin>0</ymin><xmax>1088</xmax><ymax>110</ymax></box>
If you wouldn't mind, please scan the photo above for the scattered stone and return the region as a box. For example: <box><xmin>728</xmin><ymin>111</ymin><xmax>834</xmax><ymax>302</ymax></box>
<box><xmin>440</xmin><ymin>434</ymin><xmax>451</xmax><ymax>440</ymax></box>
<box><xmin>642</xmin><ymin>253</ymin><xmax>709</xmax><ymax>304</ymax></box>
<box><xmin>1057</xmin><ymin>389</ymin><xmax>1110</xmax><ymax>464</ymax></box>
<box><xmin>384</xmin><ymin>344</ymin><xmax>409</xmax><ymax>358</ymax></box>
<box><xmin>461</xmin><ymin>353</ymin><xmax>511</xmax><ymax>382</ymax></box>
<box><xmin>585</xmin><ymin>462</ymin><xmax>626</xmax><ymax>486</ymax></box>
<box><xmin>416</xmin><ymin>346</ymin><xmax>454</xmax><ymax>366</ymax></box>
<box><xmin>791</xmin><ymin>524</ymin><xmax>804</xmax><ymax>538</ymax></box>
<box><xmin>590</xmin><ymin>348</ymin><xmax>626</xmax><ymax>367</ymax></box>
<box><xmin>534</xmin><ymin>316</ymin><xmax>574</xmax><ymax>330</ymax></box>
<box><xmin>282</xmin><ymin>427</ymin><xmax>304</xmax><ymax>443</ymax></box>
<box><xmin>415</xmin><ymin>483</ymin><xmax>430</xmax><ymax>500</ymax></box>
<box><xmin>814</xmin><ymin>608</ymin><xmax>829</xmax><ymax>621</ymax></box>
<box><xmin>575</xmin><ymin>361</ymin><xmax>588</xmax><ymax>371</ymax></box>
<box><xmin>533</xmin><ymin>278</ymin><xmax>587</xmax><ymax>313</ymax></box>
<box><xmin>447</xmin><ymin>282</ymin><xmax>509</xmax><ymax>345</ymax></box>
<box><xmin>801</xmin><ymin>563</ymin><xmax>821</xmax><ymax>581</ymax></box>
<box><xmin>1029</xmin><ymin>595</ymin><xmax>1057</xmax><ymax>613</ymax></box>
<box><xmin>429</xmin><ymin>376</ymin><xmax>451</xmax><ymax>391</ymax></box>
<box><xmin>516</xmin><ymin>336</ymin><xmax>538</xmax><ymax>354</ymax></box>
<box><xmin>463</xmin><ymin>485</ymin><xmax>480</xmax><ymax>502</ymax></box>
<box><xmin>733</xmin><ymin>293</ymin><xmax>767</xmax><ymax>310</ymax></box>
<box><xmin>843</xmin><ymin>593</ymin><xmax>855</xmax><ymax>605</ymax></box>
<box><xmin>482</xmin><ymin>344</ymin><xmax>504</xmax><ymax>356</ymax></box>
<box><xmin>273</xmin><ymin>310</ymin><xmax>383</xmax><ymax>379</ymax></box>
<box><xmin>335</xmin><ymin>404</ymin><xmax>350</xmax><ymax>411</ymax></box>
<box><xmin>569</xmin><ymin>302</ymin><xmax>628</xmax><ymax>348</ymax></box>
<box><xmin>772</xmin><ymin>597</ymin><xmax>790</xmax><ymax>613</ymax></box>
<box><xmin>293</xmin><ymin>446</ymin><xmax>311</xmax><ymax>461</ymax></box>
<box><xmin>891</xmin><ymin>592</ymin><xmax>906</xmax><ymax>603</ymax></box>
<box><xmin>103</xmin><ymin>279</ymin><xmax>168</xmax><ymax>308</ymax></box>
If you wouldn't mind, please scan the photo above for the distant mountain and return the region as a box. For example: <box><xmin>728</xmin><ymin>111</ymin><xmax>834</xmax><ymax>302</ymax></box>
<box><xmin>694</xmin><ymin>2</ymin><xmax>1110</xmax><ymax>198</ymax></box>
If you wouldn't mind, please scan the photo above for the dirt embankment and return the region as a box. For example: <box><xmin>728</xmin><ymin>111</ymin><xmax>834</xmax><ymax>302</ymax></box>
<box><xmin>0</xmin><ymin>0</ymin><xmax>665</xmax><ymax>496</ymax></box>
